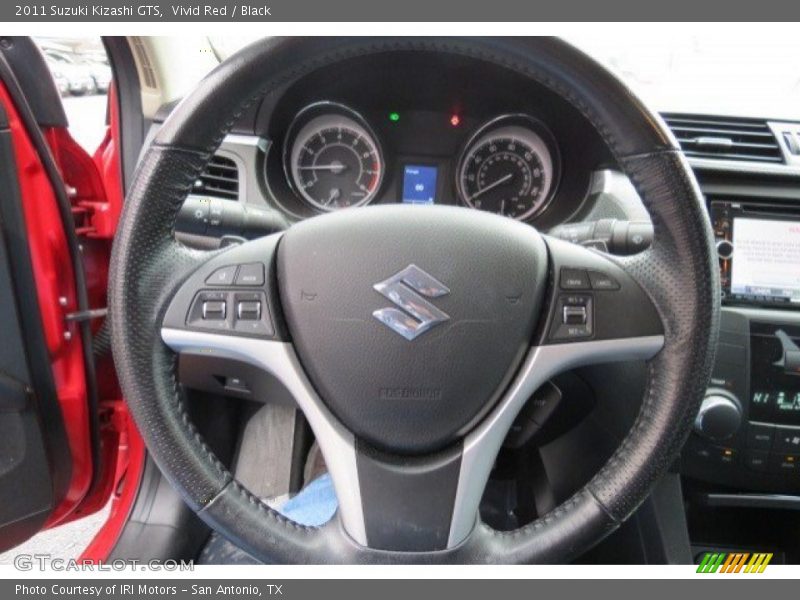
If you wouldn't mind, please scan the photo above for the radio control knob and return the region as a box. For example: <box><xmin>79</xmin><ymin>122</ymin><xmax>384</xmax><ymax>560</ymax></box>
<box><xmin>716</xmin><ymin>239</ymin><xmax>734</xmax><ymax>260</ymax></box>
<box><xmin>694</xmin><ymin>389</ymin><xmax>742</xmax><ymax>442</ymax></box>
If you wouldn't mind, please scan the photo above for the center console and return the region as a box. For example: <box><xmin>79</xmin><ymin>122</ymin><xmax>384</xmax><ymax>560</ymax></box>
<box><xmin>682</xmin><ymin>200</ymin><xmax>800</xmax><ymax>491</ymax></box>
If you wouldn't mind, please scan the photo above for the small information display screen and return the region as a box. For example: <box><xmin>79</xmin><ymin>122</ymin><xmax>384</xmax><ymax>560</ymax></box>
<box><xmin>402</xmin><ymin>165</ymin><xmax>438</xmax><ymax>205</ymax></box>
<box><xmin>750</xmin><ymin>322</ymin><xmax>800</xmax><ymax>425</ymax></box>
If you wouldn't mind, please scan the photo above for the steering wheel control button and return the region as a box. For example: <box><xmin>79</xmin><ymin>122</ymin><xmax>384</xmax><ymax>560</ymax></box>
<box><xmin>202</xmin><ymin>300</ymin><xmax>226</xmax><ymax>320</ymax></box>
<box><xmin>550</xmin><ymin>295</ymin><xmax>593</xmax><ymax>341</ymax></box>
<box><xmin>233</xmin><ymin>292</ymin><xmax>273</xmax><ymax>336</ymax></box>
<box><xmin>234</xmin><ymin>263</ymin><xmax>265</xmax><ymax>286</ymax></box>
<box><xmin>559</xmin><ymin>268</ymin><xmax>591</xmax><ymax>290</ymax></box>
<box><xmin>562</xmin><ymin>305</ymin><xmax>587</xmax><ymax>325</ymax></box>
<box><xmin>181</xmin><ymin>286</ymin><xmax>274</xmax><ymax>337</ymax></box>
<box><xmin>587</xmin><ymin>270</ymin><xmax>621</xmax><ymax>291</ymax></box>
<box><xmin>237</xmin><ymin>300</ymin><xmax>262</xmax><ymax>321</ymax></box>
<box><xmin>185</xmin><ymin>291</ymin><xmax>231</xmax><ymax>331</ymax></box>
<box><xmin>205</xmin><ymin>265</ymin><xmax>238</xmax><ymax>286</ymax></box>
<box><xmin>747</xmin><ymin>423</ymin><xmax>775</xmax><ymax>450</ymax></box>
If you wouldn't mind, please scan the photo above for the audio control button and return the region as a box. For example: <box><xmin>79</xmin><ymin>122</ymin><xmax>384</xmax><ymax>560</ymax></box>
<box><xmin>747</xmin><ymin>423</ymin><xmax>775</xmax><ymax>450</ymax></box>
<box><xmin>744</xmin><ymin>450</ymin><xmax>769</xmax><ymax>472</ymax></box>
<box><xmin>234</xmin><ymin>263</ymin><xmax>265</xmax><ymax>286</ymax></box>
<box><xmin>770</xmin><ymin>453</ymin><xmax>799</xmax><ymax>475</ymax></box>
<box><xmin>202</xmin><ymin>300</ymin><xmax>226</xmax><ymax>320</ymax></box>
<box><xmin>774</xmin><ymin>427</ymin><xmax>800</xmax><ymax>453</ymax></box>
<box><xmin>694</xmin><ymin>390</ymin><xmax>742</xmax><ymax>442</ymax></box>
<box><xmin>716</xmin><ymin>239</ymin><xmax>734</xmax><ymax>260</ymax></box>
<box><xmin>205</xmin><ymin>265</ymin><xmax>238</xmax><ymax>286</ymax></box>
<box><xmin>716</xmin><ymin>446</ymin><xmax>737</xmax><ymax>466</ymax></box>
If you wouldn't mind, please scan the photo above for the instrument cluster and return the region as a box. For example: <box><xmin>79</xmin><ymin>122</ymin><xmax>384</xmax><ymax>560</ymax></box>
<box><xmin>273</xmin><ymin>101</ymin><xmax>562</xmax><ymax>222</ymax></box>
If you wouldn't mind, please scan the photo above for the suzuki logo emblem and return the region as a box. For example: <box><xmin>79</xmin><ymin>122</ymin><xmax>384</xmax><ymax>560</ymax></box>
<box><xmin>372</xmin><ymin>265</ymin><xmax>450</xmax><ymax>340</ymax></box>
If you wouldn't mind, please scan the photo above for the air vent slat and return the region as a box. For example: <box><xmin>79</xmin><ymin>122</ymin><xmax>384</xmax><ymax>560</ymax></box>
<box><xmin>662</xmin><ymin>114</ymin><xmax>783</xmax><ymax>164</ymax></box>
<box><xmin>195</xmin><ymin>155</ymin><xmax>239</xmax><ymax>200</ymax></box>
<box><xmin>665</xmin><ymin>118</ymin><xmax>769</xmax><ymax>130</ymax></box>
<box><xmin>199</xmin><ymin>172</ymin><xmax>238</xmax><ymax>183</ymax></box>
<box><xmin>670</xmin><ymin>126</ymin><xmax>775</xmax><ymax>139</ymax></box>
<box><xmin>681</xmin><ymin>151</ymin><xmax>781</xmax><ymax>163</ymax></box>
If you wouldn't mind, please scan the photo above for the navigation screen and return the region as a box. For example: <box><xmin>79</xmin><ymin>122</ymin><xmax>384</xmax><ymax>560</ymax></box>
<box><xmin>730</xmin><ymin>217</ymin><xmax>800</xmax><ymax>304</ymax></box>
<box><xmin>402</xmin><ymin>165</ymin><xmax>438</xmax><ymax>204</ymax></box>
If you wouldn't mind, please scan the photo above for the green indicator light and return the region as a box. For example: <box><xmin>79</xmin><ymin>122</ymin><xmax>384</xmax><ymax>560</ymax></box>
<box><xmin>389</xmin><ymin>112</ymin><xmax>400</xmax><ymax>122</ymax></box>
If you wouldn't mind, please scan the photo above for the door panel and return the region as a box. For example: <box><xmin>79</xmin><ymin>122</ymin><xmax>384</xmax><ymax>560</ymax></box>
<box><xmin>0</xmin><ymin>101</ymin><xmax>72</xmax><ymax>551</ymax></box>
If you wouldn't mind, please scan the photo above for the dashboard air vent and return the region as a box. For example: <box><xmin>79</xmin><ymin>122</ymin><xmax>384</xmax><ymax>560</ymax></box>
<box><xmin>662</xmin><ymin>114</ymin><xmax>783</xmax><ymax>164</ymax></box>
<box><xmin>194</xmin><ymin>155</ymin><xmax>239</xmax><ymax>200</ymax></box>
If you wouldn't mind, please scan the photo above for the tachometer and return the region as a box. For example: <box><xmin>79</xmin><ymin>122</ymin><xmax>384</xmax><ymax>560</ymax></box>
<box><xmin>285</xmin><ymin>103</ymin><xmax>384</xmax><ymax>211</ymax></box>
<box><xmin>457</xmin><ymin>115</ymin><xmax>558</xmax><ymax>221</ymax></box>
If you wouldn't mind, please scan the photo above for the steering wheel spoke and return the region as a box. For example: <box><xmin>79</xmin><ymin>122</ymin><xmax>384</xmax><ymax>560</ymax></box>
<box><xmin>447</xmin><ymin>235</ymin><xmax>667</xmax><ymax>546</ymax></box>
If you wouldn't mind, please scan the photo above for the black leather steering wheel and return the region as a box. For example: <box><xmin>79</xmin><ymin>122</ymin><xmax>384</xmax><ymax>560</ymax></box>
<box><xmin>109</xmin><ymin>37</ymin><xmax>719</xmax><ymax>563</ymax></box>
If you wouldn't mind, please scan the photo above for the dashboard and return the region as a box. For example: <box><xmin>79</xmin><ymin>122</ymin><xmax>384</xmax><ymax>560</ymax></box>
<box><xmin>193</xmin><ymin>51</ymin><xmax>614</xmax><ymax>232</ymax></box>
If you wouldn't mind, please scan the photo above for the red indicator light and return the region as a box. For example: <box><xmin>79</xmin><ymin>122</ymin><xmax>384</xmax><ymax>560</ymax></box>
<box><xmin>450</xmin><ymin>114</ymin><xmax>461</xmax><ymax>127</ymax></box>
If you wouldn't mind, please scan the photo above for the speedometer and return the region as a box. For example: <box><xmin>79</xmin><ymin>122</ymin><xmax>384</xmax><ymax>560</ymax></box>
<box><xmin>457</xmin><ymin>115</ymin><xmax>558</xmax><ymax>221</ymax></box>
<box><xmin>284</xmin><ymin>103</ymin><xmax>384</xmax><ymax>211</ymax></box>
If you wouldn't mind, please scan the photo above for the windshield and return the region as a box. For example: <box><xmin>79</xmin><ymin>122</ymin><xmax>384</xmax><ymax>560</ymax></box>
<box><xmin>210</xmin><ymin>35</ymin><xmax>800</xmax><ymax>121</ymax></box>
<box><xmin>565</xmin><ymin>34</ymin><xmax>800</xmax><ymax>121</ymax></box>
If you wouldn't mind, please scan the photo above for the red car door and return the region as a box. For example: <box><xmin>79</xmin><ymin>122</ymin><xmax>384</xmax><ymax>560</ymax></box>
<box><xmin>0</xmin><ymin>37</ymin><xmax>139</xmax><ymax>555</ymax></box>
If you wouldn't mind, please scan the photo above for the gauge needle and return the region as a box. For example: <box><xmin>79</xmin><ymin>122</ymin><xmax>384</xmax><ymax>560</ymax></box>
<box><xmin>468</xmin><ymin>172</ymin><xmax>513</xmax><ymax>201</ymax></box>
<box><xmin>299</xmin><ymin>162</ymin><xmax>348</xmax><ymax>174</ymax></box>
<box><xmin>325</xmin><ymin>188</ymin><xmax>342</xmax><ymax>205</ymax></box>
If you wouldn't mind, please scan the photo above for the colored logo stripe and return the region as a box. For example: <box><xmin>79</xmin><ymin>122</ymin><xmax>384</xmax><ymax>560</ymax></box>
<box><xmin>697</xmin><ymin>552</ymin><xmax>773</xmax><ymax>573</ymax></box>
<box><xmin>744</xmin><ymin>553</ymin><xmax>773</xmax><ymax>573</ymax></box>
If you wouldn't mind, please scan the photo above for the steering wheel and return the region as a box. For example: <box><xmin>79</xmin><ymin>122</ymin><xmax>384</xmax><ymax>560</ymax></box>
<box><xmin>109</xmin><ymin>37</ymin><xmax>719</xmax><ymax>563</ymax></box>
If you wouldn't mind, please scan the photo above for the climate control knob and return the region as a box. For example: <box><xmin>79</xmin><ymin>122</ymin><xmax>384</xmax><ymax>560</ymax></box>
<box><xmin>694</xmin><ymin>389</ymin><xmax>742</xmax><ymax>442</ymax></box>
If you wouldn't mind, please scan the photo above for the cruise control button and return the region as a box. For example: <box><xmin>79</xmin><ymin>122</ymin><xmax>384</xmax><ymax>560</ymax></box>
<box><xmin>562</xmin><ymin>305</ymin><xmax>587</xmax><ymax>325</ymax></box>
<box><xmin>550</xmin><ymin>295</ymin><xmax>593</xmax><ymax>341</ymax></box>
<box><xmin>747</xmin><ymin>423</ymin><xmax>775</xmax><ymax>450</ymax></box>
<box><xmin>559</xmin><ymin>268</ymin><xmax>591</xmax><ymax>290</ymax></box>
<box><xmin>587</xmin><ymin>270</ymin><xmax>621</xmax><ymax>291</ymax></box>
<box><xmin>234</xmin><ymin>263</ymin><xmax>265</xmax><ymax>286</ymax></box>
<box><xmin>205</xmin><ymin>265</ymin><xmax>238</xmax><ymax>286</ymax></box>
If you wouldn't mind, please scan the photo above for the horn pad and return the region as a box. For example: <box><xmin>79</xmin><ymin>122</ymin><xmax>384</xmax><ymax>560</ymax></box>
<box><xmin>277</xmin><ymin>205</ymin><xmax>548</xmax><ymax>454</ymax></box>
